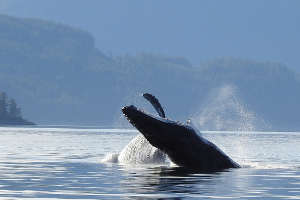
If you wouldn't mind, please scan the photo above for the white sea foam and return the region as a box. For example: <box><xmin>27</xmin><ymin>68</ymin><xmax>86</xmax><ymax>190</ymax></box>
<box><xmin>101</xmin><ymin>153</ymin><xmax>119</xmax><ymax>163</ymax></box>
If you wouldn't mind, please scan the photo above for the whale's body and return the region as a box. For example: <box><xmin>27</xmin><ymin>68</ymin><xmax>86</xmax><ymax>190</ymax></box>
<box><xmin>122</xmin><ymin>94</ymin><xmax>240</xmax><ymax>171</ymax></box>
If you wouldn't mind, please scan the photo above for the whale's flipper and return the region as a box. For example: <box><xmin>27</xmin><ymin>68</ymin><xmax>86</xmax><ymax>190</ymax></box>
<box><xmin>143</xmin><ymin>93</ymin><xmax>166</xmax><ymax>118</ymax></box>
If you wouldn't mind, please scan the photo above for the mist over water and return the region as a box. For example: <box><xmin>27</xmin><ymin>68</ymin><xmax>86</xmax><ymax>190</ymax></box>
<box><xmin>193</xmin><ymin>85</ymin><xmax>271</xmax><ymax>131</ymax></box>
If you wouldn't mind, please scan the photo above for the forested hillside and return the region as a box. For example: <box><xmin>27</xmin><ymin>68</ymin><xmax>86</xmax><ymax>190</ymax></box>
<box><xmin>1</xmin><ymin>14</ymin><xmax>300</xmax><ymax>130</ymax></box>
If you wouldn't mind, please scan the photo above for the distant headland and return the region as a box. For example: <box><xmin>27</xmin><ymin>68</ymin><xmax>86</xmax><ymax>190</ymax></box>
<box><xmin>0</xmin><ymin>92</ymin><xmax>34</xmax><ymax>126</ymax></box>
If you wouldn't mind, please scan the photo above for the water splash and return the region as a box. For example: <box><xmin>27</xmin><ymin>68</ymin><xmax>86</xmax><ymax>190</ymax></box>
<box><xmin>101</xmin><ymin>153</ymin><xmax>119</xmax><ymax>163</ymax></box>
<box><xmin>193</xmin><ymin>85</ymin><xmax>270</xmax><ymax>131</ymax></box>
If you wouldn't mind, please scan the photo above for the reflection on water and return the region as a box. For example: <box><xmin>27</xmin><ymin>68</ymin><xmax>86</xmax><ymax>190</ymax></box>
<box><xmin>0</xmin><ymin>127</ymin><xmax>300</xmax><ymax>199</ymax></box>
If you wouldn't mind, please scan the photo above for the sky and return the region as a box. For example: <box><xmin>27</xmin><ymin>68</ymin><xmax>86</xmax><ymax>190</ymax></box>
<box><xmin>0</xmin><ymin>0</ymin><xmax>299</xmax><ymax>70</ymax></box>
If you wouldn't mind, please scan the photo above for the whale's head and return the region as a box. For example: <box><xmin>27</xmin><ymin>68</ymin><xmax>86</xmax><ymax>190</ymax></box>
<box><xmin>122</xmin><ymin>105</ymin><xmax>201</xmax><ymax>161</ymax></box>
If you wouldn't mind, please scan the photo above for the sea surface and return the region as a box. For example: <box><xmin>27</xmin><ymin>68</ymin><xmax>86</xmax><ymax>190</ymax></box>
<box><xmin>0</xmin><ymin>126</ymin><xmax>300</xmax><ymax>199</ymax></box>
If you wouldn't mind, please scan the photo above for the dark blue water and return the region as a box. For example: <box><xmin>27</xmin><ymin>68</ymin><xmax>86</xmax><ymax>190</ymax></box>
<box><xmin>0</xmin><ymin>127</ymin><xmax>299</xmax><ymax>199</ymax></box>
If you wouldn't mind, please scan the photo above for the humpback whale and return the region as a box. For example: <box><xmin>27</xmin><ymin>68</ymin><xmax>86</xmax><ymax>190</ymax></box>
<box><xmin>122</xmin><ymin>93</ymin><xmax>240</xmax><ymax>171</ymax></box>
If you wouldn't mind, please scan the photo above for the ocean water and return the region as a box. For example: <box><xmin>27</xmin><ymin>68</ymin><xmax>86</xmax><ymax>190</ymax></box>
<box><xmin>0</xmin><ymin>126</ymin><xmax>300</xmax><ymax>199</ymax></box>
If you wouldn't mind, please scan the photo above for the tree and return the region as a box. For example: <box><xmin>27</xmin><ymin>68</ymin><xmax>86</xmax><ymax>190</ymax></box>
<box><xmin>8</xmin><ymin>98</ymin><xmax>21</xmax><ymax>118</ymax></box>
<box><xmin>0</xmin><ymin>92</ymin><xmax>8</xmax><ymax>118</ymax></box>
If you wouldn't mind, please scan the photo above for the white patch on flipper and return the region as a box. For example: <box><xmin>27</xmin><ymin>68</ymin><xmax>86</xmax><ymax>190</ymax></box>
<box><xmin>118</xmin><ymin>134</ymin><xmax>166</xmax><ymax>164</ymax></box>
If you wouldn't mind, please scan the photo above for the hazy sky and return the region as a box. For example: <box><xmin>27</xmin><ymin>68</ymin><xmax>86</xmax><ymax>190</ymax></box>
<box><xmin>1</xmin><ymin>0</ymin><xmax>299</xmax><ymax>69</ymax></box>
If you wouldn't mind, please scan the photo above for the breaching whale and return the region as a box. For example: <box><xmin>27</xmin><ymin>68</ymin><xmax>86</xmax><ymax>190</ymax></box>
<box><xmin>122</xmin><ymin>93</ymin><xmax>240</xmax><ymax>171</ymax></box>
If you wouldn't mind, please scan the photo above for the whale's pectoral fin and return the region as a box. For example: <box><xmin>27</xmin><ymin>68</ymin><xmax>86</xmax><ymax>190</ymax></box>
<box><xmin>142</xmin><ymin>93</ymin><xmax>166</xmax><ymax>118</ymax></box>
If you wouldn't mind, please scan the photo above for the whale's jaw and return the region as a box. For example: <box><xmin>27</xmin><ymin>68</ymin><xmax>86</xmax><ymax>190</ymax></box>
<box><xmin>122</xmin><ymin>105</ymin><xmax>240</xmax><ymax>171</ymax></box>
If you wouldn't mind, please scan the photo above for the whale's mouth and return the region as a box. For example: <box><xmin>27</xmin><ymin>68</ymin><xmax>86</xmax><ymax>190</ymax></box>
<box><xmin>121</xmin><ymin>105</ymin><xmax>143</xmax><ymax>126</ymax></box>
